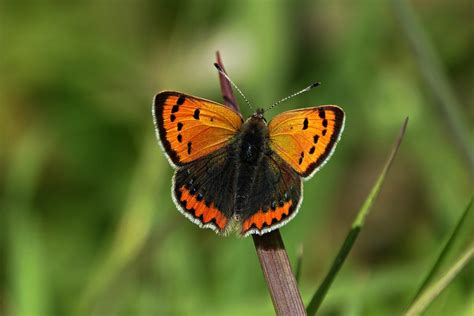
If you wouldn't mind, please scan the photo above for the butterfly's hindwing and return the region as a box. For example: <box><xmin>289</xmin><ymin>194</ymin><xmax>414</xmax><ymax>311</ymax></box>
<box><xmin>240</xmin><ymin>153</ymin><xmax>302</xmax><ymax>236</ymax></box>
<box><xmin>153</xmin><ymin>91</ymin><xmax>243</xmax><ymax>166</ymax></box>
<box><xmin>173</xmin><ymin>145</ymin><xmax>237</xmax><ymax>234</ymax></box>
<box><xmin>268</xmin><ymin>106</ymin><xmax>344</xmax><ymax>178</ymax></box>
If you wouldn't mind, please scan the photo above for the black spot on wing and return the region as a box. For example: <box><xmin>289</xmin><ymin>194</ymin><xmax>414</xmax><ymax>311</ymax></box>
<box><xmin>187</xmin><ymin>141</ymin><xmax>192</xmax><ymax>155</ymax></box>
<box><xmin>289</xmin><ymin>203</ymin><xmax>295</xmax><ymax>213</ymax></box>
<box><xmin>302</xmin><ymin>106</ymin><xmax>345</xmax><ymax>177</ymax></box>
<box><xmin>271</xmin><ymin>201</ymin><xmax>277</xmax><ymax>211</ymax></box>
<box><xmin>319</xmin><ymin>109</ymin><xmax>325</xmax><ymax>119</ymax></box>
<box><xmin>193</xmin><ymin>109</ymin><xmax>200</xmax><ymax>120</ymax></box>
<box><xmin>196</xmin><ymin>193</ymin><xmax>204</xmax><ymax>201</ymax></box>
<box><xmin>298</xmin><ymin>151</ymin><xmax>304</xmax><ymax>165</ymax></box>
<box><xmin>303</xmin><ymin>118</ymin><xmax>309</xmax><ymax>130</ymax></box>
<box><xmin>177</xmin><ymin>95</ymin><xmax>186</xmax><ymax>105</ymax></box>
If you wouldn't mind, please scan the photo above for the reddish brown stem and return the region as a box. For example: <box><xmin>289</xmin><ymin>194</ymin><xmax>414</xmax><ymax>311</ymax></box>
<box><xmin>215</xmin><ymin>51</ymin><xmax>306</xmax><ymax>316</ymax></box>
<box><xmin>252</xmin><ymin>232</ymin><xmax>306</xmax><ymax>315</ymax></box>
<box><xmin>216</xmin><ymin>52</ymin><xmax>240</xmax><ymax>113</ymax></box>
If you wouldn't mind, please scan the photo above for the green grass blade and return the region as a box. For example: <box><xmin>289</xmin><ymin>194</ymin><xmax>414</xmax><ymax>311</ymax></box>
<box><xmin>3</xmin><ymin>130</ymin><xmax>51</xmax><ymax>316</ymax></box>
<box><xmin>406</xmin><ymin>245</ymin><xmax>474</xmax><ymax>316</ymax></box>
<box><xmin>391</xmin><ymin>0</ymin><xmax>474</xmax><ymax>176</ymax></box>
<box><xmin>306</xmin><ymin>228</ymin><xmax>361</xmax><ymax>315</ymax></box>
<box><xmin>76</xmin><ymin>137</ymin><xmax>165</xmax><ymax>315</ymax></box>
<box><xmin>306</xmin><ymin>117</ymin><xmax>409</xmax><ymax>315</ymax></box>
<box><xmin>410</xmin><ymin>197</ymin><xmax>473</xmax><ymax>303</ymax></box>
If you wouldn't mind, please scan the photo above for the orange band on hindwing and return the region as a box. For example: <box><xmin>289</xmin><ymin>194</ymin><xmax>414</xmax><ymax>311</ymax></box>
<box><xmin>241</xmin><ymin>200</ymin><xmax>294</xmax><ymax>233</ymax></box>
<box><xmin>176</xmin><ymin>186</ymin><xmax>228</xmax><ymax>231</ymax></box>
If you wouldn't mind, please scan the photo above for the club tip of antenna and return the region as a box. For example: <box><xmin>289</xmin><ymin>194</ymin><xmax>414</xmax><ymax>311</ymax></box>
<box><xmin>214</xmin><ymin>63</ymin><xmax>223</xmax><ymax>71</ymax></box>
<box><xmin>310</xmin><ymin>82</ymin><xmax>321</xmax><ymax>89</ymax></box>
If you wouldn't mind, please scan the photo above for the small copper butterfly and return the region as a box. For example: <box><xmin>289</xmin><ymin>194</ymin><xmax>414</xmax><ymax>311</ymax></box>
<box><xmin>153</xmin><ymin>65</ymin><xmax>345</xmax><ymax>237</ymax></box>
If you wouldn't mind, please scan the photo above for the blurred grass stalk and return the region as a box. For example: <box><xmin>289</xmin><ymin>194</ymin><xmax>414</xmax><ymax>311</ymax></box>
<box><xmin>76</xmin><ymin>136</ymin><xmax>164</xmax><ymax>315</ymax></box>
<box><xmin>391</xmin><ymin>0</ymin><xmax>474</xmax><ymax>177</ymax></box>
<box><xmin>4</xmin><ymin>129</ymin><xmax>51</xmax><ymax>316</ymax></box>
<box><xmin>306</xmin><ymin>117</ymin><xmax>409</xmax><ymax>315</ymax></box>
<box><xmin>406</xmin><ymin>244</ymin><xmax>474</xmax><ymax>316</ymax></box>
<box><xmin>410</xmin><ymin>197</ymin><xmax>473</xmax><ymax>303</ymax></box>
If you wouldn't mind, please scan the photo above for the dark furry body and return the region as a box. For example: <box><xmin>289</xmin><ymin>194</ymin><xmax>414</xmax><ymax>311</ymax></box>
<box><xmin>174</xmin><ymin>115</ymin><xmax>301</xmax><ymax>225</ymax></box>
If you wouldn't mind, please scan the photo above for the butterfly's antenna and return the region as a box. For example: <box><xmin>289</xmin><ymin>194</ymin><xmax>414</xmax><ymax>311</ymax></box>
<box><xmin>214</xmin><ymin>63</ymin><xmax>253</xmax><ymax>110</ymax></box>
<box><xmin>266</xmin><ymin>82</ymin><xmax>321</xmax><ymax>111</ymax></box>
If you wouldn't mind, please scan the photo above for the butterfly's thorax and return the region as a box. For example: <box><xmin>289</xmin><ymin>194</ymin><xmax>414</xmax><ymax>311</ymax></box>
<box><xmin>239</xmin><ymin>115</ymin><xmax>268</xmax><ymax>163</ymax></box>
<box><xmin>234</xmin><ymin>114</ymin><xmax>269</xmax><ymax>216</ymax></box>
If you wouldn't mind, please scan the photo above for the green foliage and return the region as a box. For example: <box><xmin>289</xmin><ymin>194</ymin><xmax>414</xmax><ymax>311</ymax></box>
<box><xmin>1</xmin><ymin>1</ymin><xmax>472</xmax><ymax>315</ymax></box>
<box><xmin>410</xmin><ymin>197</ymin><xmax>473</xmax><ymax>304</ymax></box>
<box><xmin>307</xmin><ymin>118</ymin><xmax>408</xmax><ymax>315</ymax></box>
<box><xmin>406</xmin><ymin>245</ymin><xmax>474</xmax><ymax>315</ymax></box>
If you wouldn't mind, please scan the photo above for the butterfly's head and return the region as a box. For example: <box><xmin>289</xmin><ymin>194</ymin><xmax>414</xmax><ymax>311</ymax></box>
<box><xmin>252</xmin><ymin>108</ymin><xmax>266</xmax><ymax>120</ymax></box>
<box><xmin>245</xmin><ymin>108</ymin><xmax>267</xmax><ymax>128</ymax></box>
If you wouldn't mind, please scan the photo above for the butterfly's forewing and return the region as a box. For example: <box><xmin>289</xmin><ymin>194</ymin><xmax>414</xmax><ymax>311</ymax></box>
<box><xmin>240</xmin><ymin>154</ymin><xmax>302</xmax><ymax>236</ymax></box>
<box><xmin>153</xmin><ymin>91</ymin><xmax>243</xmax><ymax>166</ymax></box>
<box><xmin>268</xmin><ymin>106</ymin><xmax>345</xmax><ymax>178</ymax></box>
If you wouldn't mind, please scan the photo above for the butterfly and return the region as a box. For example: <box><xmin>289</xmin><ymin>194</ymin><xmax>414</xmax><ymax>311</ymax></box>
<box><xmin>153</xmin><ymin>79</ymin><xmax>344</xmax><ymax>237</ymax></box>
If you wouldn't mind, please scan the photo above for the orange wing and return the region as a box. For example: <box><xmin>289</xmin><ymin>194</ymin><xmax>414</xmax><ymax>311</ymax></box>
<box><xmin>153</xmin><ymin>91</ymin><xmax>243</xmax><ymax>166</ymax></box>
<box><xmin>268</xmin><ymin>106</ymin><xmax>345</xmax><ymax>178</ymax></box>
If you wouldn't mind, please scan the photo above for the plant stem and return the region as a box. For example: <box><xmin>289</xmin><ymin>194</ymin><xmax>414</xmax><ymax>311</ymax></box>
<box><xmin>253</xmin><ymin>232</ymin><xmax>306</xmax><ymax>316</ymax></box>
<box><xmin>216</xmin><ymin>51</ymin><xmax>306</xmax><ymax>316</ymax></box>
<box><xmin>216</xmin><ymin>52</ymin><xmax>240</xmax><ymax>113</ymax></box>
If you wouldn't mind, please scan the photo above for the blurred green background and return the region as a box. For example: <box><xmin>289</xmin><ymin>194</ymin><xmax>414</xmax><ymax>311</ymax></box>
<box><xmin>1</xmin><ymin>0</ymin><xmax>473</xmax><ymax>315</ymax></box>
